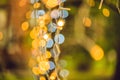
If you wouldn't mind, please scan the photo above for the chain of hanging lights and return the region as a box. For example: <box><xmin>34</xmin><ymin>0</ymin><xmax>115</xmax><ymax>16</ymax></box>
<box><xmin>26</xmin><ymin>0</ymin><xmax>70</xmax><ymax>80</ymax></box>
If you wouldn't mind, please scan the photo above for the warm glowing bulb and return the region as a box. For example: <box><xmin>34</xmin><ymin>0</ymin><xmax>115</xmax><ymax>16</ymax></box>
<box><xmin>57</xmin><ymin>19</ymin><xmax>65</xmax><ymax>27</ymax></box>
<box><xmin>90</xmin><ymin>45</ymin><xmax>104</xmax><ymax>61</ymax></box>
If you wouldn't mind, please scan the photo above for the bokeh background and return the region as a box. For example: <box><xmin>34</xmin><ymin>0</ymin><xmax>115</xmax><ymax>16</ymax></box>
<box><xmin>0</xmin><ymin>0</ymin><xmax>120</xmax><ymax>80</ymax></box>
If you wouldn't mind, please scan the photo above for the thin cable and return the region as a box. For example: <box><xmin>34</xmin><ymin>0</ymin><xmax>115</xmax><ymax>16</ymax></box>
<box><xmin>99</xmin><ymin>0</ymin><xmax>104</xmax><ymax>9</ymax></box>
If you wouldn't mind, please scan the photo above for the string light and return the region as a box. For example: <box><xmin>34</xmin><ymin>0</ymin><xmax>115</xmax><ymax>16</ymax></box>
<box><xmin>23</xmin><ymin>0</ymin><xmax>70</xmax><ymax>80</ymax></box>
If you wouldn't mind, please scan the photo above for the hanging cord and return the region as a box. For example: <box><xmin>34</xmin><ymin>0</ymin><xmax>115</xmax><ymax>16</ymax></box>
<box><xmin>99</xmin><ymin>0</ymin><xmax>104</xmax><ymax>9</ymax></box>
<box><xmin>116</xmin><ymin>0</ymin><xmax>120</xmax><ymax>14</ymax></box>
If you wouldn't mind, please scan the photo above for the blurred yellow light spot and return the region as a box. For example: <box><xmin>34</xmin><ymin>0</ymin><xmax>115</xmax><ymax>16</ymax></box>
<box><xmin>19</xmin><ymin>0</ymin><xmax>27</xmax><ymax>7</ymax></box>
<box><xmin>90</xmin><ymin>45</ymin><xmax>104</xmax><ymax>61</ymax></box>
<box><xmin>33</xmin><ymin>2</ymin><xmax>41</xmax><ymax>9</ymax></box>
<box><xmin>40</xmin><ymin>76</ymin><xmax>46</xmax><ymax>80</ymax></box>
<box><xmin>28</xmin><ymin>58</ymin><xmax>37</xmax><ymax>68</ymax></box>
<box><xmin>26</xmin><ymin>11</ymin><xmax>31</xmax><ymax>19</ymax></box>
<box><xmin>30</xmin><ymin>27</ymin><xmax>40</xmax><ymax>39</ymax></box>
<box><xmin>50</xmin><ymin>71</ymin><xmax>57</xmax><ymax>80</ymax></box>
<box><xmin>39</xmin><ymin>39</ymin><xmax>46</xmax><ymax>47</ymax></box>
<box><xmin>83</xmin><ymin>17</ymin><xmax>92</xmax><ymax>27</ymax></box>
<box><xmin>21</xmin><ymin>21</ymin><xmax>29</xmax><ymax>31</ymax></box>
<box><xmin>43</xmin><ymin>34</ymin><xmax>49</xmax><ymax>40</ymax></box>
<box><xmin>0</xmin><ymin>32</ymin><xmax>3</xmax><ymax>40</ymax></box>
<box><xmin>57</xmin><ymin>19</ymin><xmax>65</xmax><ymax>27</ymax></box>
<box><xmin>46</xmin><ymin>51</ymin><xmax>51</xmax><ymax>58</ymax></box>
<box><xmin>102</xmin><ymin>8</ymin><xmax>110</xmax><ymax>17</ymax></box>
<box><xmin>39</xmin><ymin>61</ymin><xmax>50</xmax><ymax>71</ymax></box>
<box><xmin>32</xmin><ymin>67</ymin><xmax>40</xmax><ymax>75</ymax></box>
<box><xmin>46</xmin><ymin>0</ymin><xmax>58</xmax><ymax>8</ymax></box>
<box><xmin>87</xmin><ymin>0</ymin><xmax>95</xmax><ymax>7</ymax></box>
<box><xmin>32</xmin><ymin>39</ymin><xmax>39</xmax><ymax>49</ymax></box>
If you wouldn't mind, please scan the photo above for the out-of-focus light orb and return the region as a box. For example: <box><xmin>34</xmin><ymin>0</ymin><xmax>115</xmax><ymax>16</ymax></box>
<box><xmin>83</xmin><ymin>17</ymin><xmax>92</xmax><ymax>27</ymax></box>
<box><xmin>0</xmin><ymin>32</ymin><xmax>3</xmax><ymax>40</ymax></box>
<box><xmin>39</xmin><ymin>61</ymin><xmax>50</xmax><ymax>71</ymax></box>
<box><xmin>59</xmin><ymin>69</ymin><xmax>69</xmax><ymax>78</ymax></box>
<box><xmin>87</xmin><ymin>0</ymin><xmax>95</xmax><ymax>7</ymax></box>
<box><xmin>54</xmin><ymin>34</ymin><xmax>65</xmax><ymax>44</ymax></box>
<box><xmin>43</xmin><ymin>34</ymin><xmax>49</xmax><ymax>40</ymax></box>
<box><xmin>39</xmin><ymin>76</ymin><xmax>46</xmax><ymax>80</ymax></box>
<box><xmin>28</xmin><ymin>58</ymin><xmax>37</xmax><ymax>68</ymax></box>
<box><xmin>51</xmin><ymin>9</ymin><xmax>60</xmax><ymax>19</ymax></box>
<box><xmin>60</xmin><ymin>10</ymin><xmax>69</xmax><ymax>18</ymax></box>
<box><xmin>49</xmin><ymin>61</ymin><xmax>55</xmax><ymax>70</ymax></box>
<box><xmin>59</xmin><ymin>60</ymin><xmax>67</xmax><ymax>68</ymax></box>
<box><xmin>32</xmin><ymin>67</ymin><xmax>40</xmax><ymax>75</ymax></box>
<box><xmin>102</xmin><ymin>8</ymin><xmax>110</xmax><ymax>17</ymax></box>
<box><xmin>26</xmin><ymin>11</ymin><xmax>32</xmax><ymax>19</ymax></box>
<box><xmin>39</xmin><ymin>39</ymin><xmax>46</xmax><ymax>47</ymax></box>
<box><xmin>38</xmin><ymin>10</ymin><xmax>45</xmax><ymax>16</ymax></box>
<box><xmin>32</xmin><ymin>39</ymin><xmax>39</xmax><ymax>49</ymax></box>
<box><xmin>57</xmin><ymin>19</ymin><xmax>65</xmax><ymax>27</ymax></box>
<box><xmin>46</xmin><ymin>0</ymin><xmax>58</xmax><ymax>8</ymax></box>
<box><xmin>30</xmin><ymin>0</ymin><xmax>39</xmax><ymax>4</ymax></box>
<box><xmin>50</xmin><ymin>71</ymin><xmax>57</xmax><ymax>80</ymax></box>
<box><xmin>90</xmin><ymin>45</ymin><xmax>104</xmax><ymax>61</ymax></box>
<box><xmin>46</xmin><ymin>39</ymin><xmax>54</xmax><ymax>48</ymax></box>
<box><xmin>21</xmin><ymin>21</ymin><xmax>29</xmax><ymax>31</ymax></box>
<box><xmin>33</xmin><ymin>2</ymin><xmax>41</xmax><ymax>9</ymax></box>
<box><xmin>48</xmin><ymin>23</ymin><xmax>57</xmax><ymax>33</ymax></box>
<box><xmin>30</xmin><ymin>28</ymin><xmax>36</xmax><ymax>39</ymax></box>
<box><xmin>19</xmin><ymin>0</ymin><xmax>27</xmax><ymax>7</ymax></box>
<box><xmin>46</xmin><ymin>51</ymin><xmax>52</xmax><ymax>58</ymax></box>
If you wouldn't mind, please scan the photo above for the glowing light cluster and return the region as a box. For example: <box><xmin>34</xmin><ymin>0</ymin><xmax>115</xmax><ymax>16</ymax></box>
<box><xmin>24</xmin><ymin>0</ymin><xmax>70</xmax><ymax>80</ymax></box>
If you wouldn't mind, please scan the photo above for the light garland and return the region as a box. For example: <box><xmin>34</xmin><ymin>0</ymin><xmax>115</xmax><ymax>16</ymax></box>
<box><xmin>26</xmin><ymin>0</ymin><xmax>70</xmax><ymax>80</ymax></box>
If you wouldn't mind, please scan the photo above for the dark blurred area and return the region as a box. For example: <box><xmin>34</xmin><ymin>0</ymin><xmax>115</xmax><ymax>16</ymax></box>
<box><xmin>0</xmin><ymin>0</ymin><xmax>120</xmax><ymax>80</ymax></box>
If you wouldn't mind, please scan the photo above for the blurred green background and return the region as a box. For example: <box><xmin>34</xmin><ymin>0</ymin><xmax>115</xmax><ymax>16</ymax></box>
<box><xmin>0</xmin><ymin>0</ymin><xmax>120</xmax><ymax>80</ymax></box>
